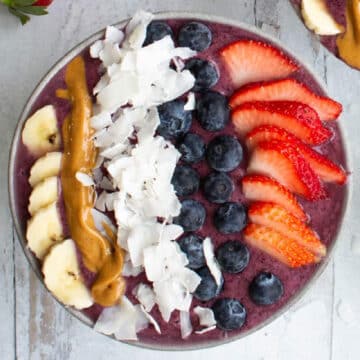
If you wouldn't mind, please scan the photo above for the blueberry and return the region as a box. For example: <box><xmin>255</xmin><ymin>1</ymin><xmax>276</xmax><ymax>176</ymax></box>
<box><xmin>249</xmin><ymin>272</ymin><xmax>284</xmax><ymax>306</ymax></box>
<box><xmin>174</xmin><ymin>199</ymin><xmax>206</xmax><ymax>232</ymax></box>
<box><xmin>178</xmin><ymin>133</ymin><xmax>206</xmax><ymax>164</ymax></box>
<box><xmin>144</xmin><ymin>21</ymin><xmax>173</xmax><ymax>46</ymax></box>
<box><xmin>178</xmin><ymin>234</ymin><xmax>206</xmax><ymax>269</ymax></box>
<box><xmin>178</xmin><ymin>22</ymin><xmax>212</xmax><ymax>51</ymax></box>
<box><xmin>172</xmin><ymin>165</ymin><xmax>200</xmax><ymax>197</ymax></box>
<box><xmin>194</xmin><ymin>267</ymin><xmax>223</xmax><ymax>301</ymax></box>
<box><xmin>216</xmin><ymin>240</ymin><xmax>250</xmax><ymax>273</ymax></box>
<box><xmin>212</xmin><ymin>298</ymin><xmax>246</xmax><ymax>330</ymax></box>
<box><xmin>185</xmin><ymin>58</ymin><xmax>219</xmax><ymax>91</ymax></box>
<box><xmin>203</xmin><ymin>172</ymin><xmax>234</xmax><ymax>204</ymax></box>
<box><xmin>157</xmin><ymin>100</ymin><xmax>192</xmax><ymax>139</ymax></box>
<box><xmin>197</xmin><ymin>91</ymin><xmax>230</xmax><ymax>131</ymax></box>
<box><xmin>214</xmin><ymin>202</ymin><xmax>247</xmax><ymax>234</ymax></box>
<box><xmin>206</xmin><ymin>135</ymin><xmax>242</xmax><ymax>172</ymax></box>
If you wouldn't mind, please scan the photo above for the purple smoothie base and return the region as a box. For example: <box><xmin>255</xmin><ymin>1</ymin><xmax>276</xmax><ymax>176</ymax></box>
<box><xmin>13</xmin><ymin>19</ymin><xmax>348</xmax><ymax>347</ymax></box>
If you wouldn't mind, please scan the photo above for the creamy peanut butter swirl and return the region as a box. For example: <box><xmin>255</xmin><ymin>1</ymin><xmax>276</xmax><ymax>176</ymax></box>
<box><xmin>337</xmin><ymin>0</ymin><xmax>360</xmax><ymax>69</ymax></box>
<box><xmin>57</xmin><ymin>56</ymin><xmax>124</xmax><ymax>307</ymax></box>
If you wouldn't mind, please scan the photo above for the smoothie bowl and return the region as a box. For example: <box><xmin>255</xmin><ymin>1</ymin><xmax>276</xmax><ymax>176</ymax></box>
<box><xmin>9</xmin><ymin>11</ymin><xmax>350</xmax><ymax>350</ymax></box>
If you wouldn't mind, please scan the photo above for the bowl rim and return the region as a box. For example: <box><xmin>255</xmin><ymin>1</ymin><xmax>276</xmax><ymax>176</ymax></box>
<box><xmin>8</xmin><ymin>10</ymin><xmax>352</xmax><ymax>352</ymax></box>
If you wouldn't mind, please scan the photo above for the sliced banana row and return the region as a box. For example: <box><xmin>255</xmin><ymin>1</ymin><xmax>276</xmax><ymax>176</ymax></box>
<box><xmin>22</xmin><ymin>105</ymin><xmax>93</xmax><ymax>309</ymax></box>
<box><xmin>26</xmin><ymin>150</ymin><xmax>63</xmax><ymax>259</ymax></box>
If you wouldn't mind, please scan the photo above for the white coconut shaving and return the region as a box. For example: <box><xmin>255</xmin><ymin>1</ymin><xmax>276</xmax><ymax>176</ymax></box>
<box><xmin>203</xmin><ymin>237</ymin><xmax>223</xmax><ymax>286</ymax></box>
<box><xmin>194</xmin><ymin>306</ymin><xmax>216</xmax><ymax>327</ymax></box>
<box><xmin>75</xmin><ymin>171</ymin><xmax>95</xmax><ymax>187</ymax></box>
<box><xmin>184</xmin><ymin>92</ymin><xmax>196</xmax><ymax>111</ymax></box>
<box><xmin>195</xmin><ymin>326</ymin><xmax>216</xmax><ymax>335</ymax></box>
<box><xmin>133</xmin><ymin>283</ymin><xmax>156</xmax><ymax>312</ymax></box>
<box><xmin>140</xmin><ymin>305</ymin><xmax>161</xmax><ymax>334</ymax></box>
<box><xmin>180</xmin><ymin>311</ymin><xmax>193</xmax><ymax>339</ymax></box>
<box><xmin>94</xmin><ymin>296</ymin><xmax>143</xmax><ymax>340</ymax></box>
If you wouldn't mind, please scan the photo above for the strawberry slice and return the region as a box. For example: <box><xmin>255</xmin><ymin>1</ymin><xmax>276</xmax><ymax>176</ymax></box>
<box><xmin>244</xmin><ymin>223</ymin><xmax>320</xmax><ymax>267</ymax></box>
<box><xmin>232</xmin><ymin>101</ymin><xmax>332</xmax><ymax>145</ymax></box>
<box><xmin>220</xmin><ymin>40</ymin><xmax>299</xmax><ymax>87</ymax></box>
<box><xmin>248</xmin><ymin>202</ymin><xmax>326</xmax><ymax>257</ymax></box>
<box><xmin>229</xmin><ymin>79</ymin><xmax>342</xmax><ymax>121</ymax></box>
<box><xmin>248</xmin><ymin>140</ymin><xmax>326</xmax><ymax>200</ymax></box>
<box><xmin>246</xmin><ymin>125</ymin><xmax>347</xmax><ymax>184</ymax></box>
<box><xmin>242</xmin><ymin>174</ymin><xmax>307</xmax><ymax>222</ymax></box>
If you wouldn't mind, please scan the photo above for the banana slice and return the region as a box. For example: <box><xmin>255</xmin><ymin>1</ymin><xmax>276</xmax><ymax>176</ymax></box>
<box><xmin>29</xmin><ymin>152</ymin><xmax>62</xmax><ymax>187</ymax></box>
<box><xmin>43</xmin><ymin>239</ymin><xmax>93</xmax><ymax>309</ymax></box>
<box><xmin>28</xmin><ymin>176</ymin><xmax>59</xmax><ymax>215</ymax></box>
<box><xmin>22</xmin><ymin>105</ymin><xmax>61</xmax><ymax>156</ymax></box>
<box><xmin>301</xmin><ymin>0</ymin><xmax>344</xmax><ymax>35</ymax></box>
<box><xmin>26</xmin><ymin>202</ymin><xmax>64</xmax><ymax>259</ymax></box>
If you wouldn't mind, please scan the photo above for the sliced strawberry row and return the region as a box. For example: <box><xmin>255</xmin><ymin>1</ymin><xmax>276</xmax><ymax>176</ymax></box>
<box><xmin>244</xmin><ymin>223</ymin><xmax>320</xmax><ymax>268</ymax></box>
<box><xmin>230</xmin><ymin>79</ymin><xmax>342</xmax><ymax>121</ymax></box>
<box><xmin>246</xmin><ymin>125</ymin><xmax>347</xmax><ymax>184</ymax></box>
<box><xmin>248</xmin><ymin>202</ymin><xmax>326</xmax><ymax>257</ymax></box>
<box><xmin>220</xmin><ymin>40</ymin><xmax>299</xmax><ymax>88</ymax></box>
<box><xmin>242</xmin><ymin>174</ymin><xmax>307</xmax><ymax>222</ymax></box>
<box><xmin>248</xmin><ymin>140</ymin><xmax>326</xmax><ymax>201</ymax></box>
<box><xmin>219</xmin><ymin>39</ymin><xmax>345</xmax><ymax>269</ymax></box>
<box><xmin>232</xmin><ymin>101</ymin><xmax>332</xmax><ymax>145</ymax></box>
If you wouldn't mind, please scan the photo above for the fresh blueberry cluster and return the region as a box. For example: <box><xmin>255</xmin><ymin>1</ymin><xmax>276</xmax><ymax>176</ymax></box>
<box><xmin>146</xmin><ymin>20</ymin><xmax>284</xmax><ymax>333</ymax></box>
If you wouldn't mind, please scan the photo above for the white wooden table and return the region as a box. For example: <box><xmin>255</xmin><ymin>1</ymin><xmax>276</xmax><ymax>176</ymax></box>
<box><xmin>1</xmin><ymin>1</ymin><xmax>359</xmax><ymax>359</ymax></box>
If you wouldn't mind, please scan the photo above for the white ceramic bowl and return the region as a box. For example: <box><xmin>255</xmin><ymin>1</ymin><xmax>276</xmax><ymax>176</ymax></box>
<box><xmin>8</xmin><ymin>12</ymin><xmax>351</xmax><ymax>351</ymax></box>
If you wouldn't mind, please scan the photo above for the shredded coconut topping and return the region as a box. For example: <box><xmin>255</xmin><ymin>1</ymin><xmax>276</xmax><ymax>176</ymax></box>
<box><xmin>92</xmin><ymin>10</ymin><xmax>202</xmax><ymax>338</ymax></box>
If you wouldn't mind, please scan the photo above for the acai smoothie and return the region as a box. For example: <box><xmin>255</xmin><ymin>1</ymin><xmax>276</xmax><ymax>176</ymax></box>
<box><xmin>12</xmin><ymin>12</ymin><xmax>348</xmax><ymax>348</ymax></box>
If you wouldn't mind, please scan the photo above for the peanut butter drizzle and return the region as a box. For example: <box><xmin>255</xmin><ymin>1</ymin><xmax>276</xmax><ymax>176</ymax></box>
<box><xmin>59</xmin><ymin>56</ymin><xmax>124</xmax><ymax>307</ymax></box>
<box><xmin>337</xmin><ymin>0</ymin><xmax>360</xmax><ymax>69</ymax></box>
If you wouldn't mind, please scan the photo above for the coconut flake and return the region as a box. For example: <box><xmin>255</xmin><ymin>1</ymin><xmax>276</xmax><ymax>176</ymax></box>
<box><xmin>123</xmin><ymin>10</ymin><xmax>154</xmax><ymax>49</ymax></box>
<box><xmin>177</xmin><ymin>268</ymin><xmax>201</xmax><ymax>293</ymax></box>
<box><xmin>75</xmin><ymin>171</ymin><xmax>95</xmax><ymax>187</ymax></box>
<box><xmin>133</xmin><ymin>283</ymin><xmax>156</xmax><ymax>312</ymax></box>
<box><xmin>91</xmin><ymin>208</ymin><xmax>115</xmax><ymax>235</ymax></box>
<box><xmin>95</xmin><ymin>191</ymin><xmax>107</xmax><ymax>212</ymax></box>
<box><xmin>140</xmin><ymin>305</ymin><xmax>161</xmax><ymax>334</ymax></box>
<box><xmin>127</xmin><ymin>222</ymin><xmax>160</xmax><ymax>267</ymax></box>
<box><xmin>184</xmin><ymin>92</ymin><xmax>196</xmax><ymax>111</ymax></box>
<box><xmin>90</xmin><ymin>40</ymin><xmax>104</xmax><ymax>58</ymax></box>
<box><xmin>195</xmin><ymin>325</ymin><xmax>216</xmax><ymax>334</ymax></box>
<box><xmin>90</xmin><ymin>112</ymin><xmax>112</xmax><ymax>131</ymax></box>
<box><xmin>94</xmin><ymin>296</ymin><xmax>139</xmax><ymax>340</ymax></box>
<box><xmin>180</xmin><ymin>311</ymin><xmax>193</xmax><ymax>339</ymax></box>
<box><xmin>105</xmin><ymin>25</ymin><xmax>125</xmax><ymax>44</ymax></box>
<box><xmin>194</xmin><ymin>306</ymin><xmax>216</xmax><ymax>327</ymax></box>
<box><xmin>93</xmin><ymin>74</ymin><xmax>110</xmax><ymax>95</ymax></box>
<box><xmin>122</xmin><ymin>260</ymin><xmax>143</xmax><ymax>277</ymax></box>
<box><xmin>134</xmin><ymin>304</ymin><xmax>149</xmax><ymax>333</ymax></box>
<box><xmin>203</xmin><ymin>237</ymin><xmax>223</xmax><ymax>286</ymax></box>
<box><xmin>143</xmin><ymin>241</ymin><xmax>188</xmax><ymax>282</ymax></box>
<box><xmin>153</xmin><ymin>279</ymin><xmax>192</xmax><ymax>322</ymax></box>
